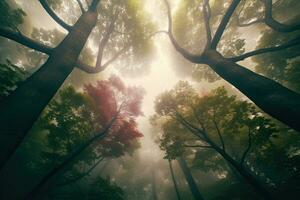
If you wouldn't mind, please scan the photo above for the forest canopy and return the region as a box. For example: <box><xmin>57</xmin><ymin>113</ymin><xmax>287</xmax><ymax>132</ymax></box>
<box><xmin>0</xmin><ymin>0</ymin><xmax>299</xmax><ymax>199</ymax></box>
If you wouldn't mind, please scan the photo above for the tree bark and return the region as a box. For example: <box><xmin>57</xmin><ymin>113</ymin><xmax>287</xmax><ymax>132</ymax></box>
<box><xmin>177</xmin><ymin>156</ymin><xmax>205</xmax><ymax>200</ymax></box>
<box><xmin>0</xmin><ymin>10</ymin><xmax>98</xmax><ymax>168</ymax></box>
<box><xmin>168</xmin><ymin>159</ymin><xmax>181</xmax><ymax>200</ymax></box>
<box><xmin>202</xmin><ymin>50</ymin><xmax>300</xmax><ymax>132</ymax></box>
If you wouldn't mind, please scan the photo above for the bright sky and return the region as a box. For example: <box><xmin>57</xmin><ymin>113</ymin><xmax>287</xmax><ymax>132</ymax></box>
<box><xmin>108</xmin><ymin>0</ymin><xmax>184</xmax><ymax>116</ymax></box>
<box><xmin>102</xmin><ymin>0</ymin><xmax>223</xmax><ymax>163</ymax></box>
<box><xmin>105</xmin><ymin>0</ymin><xmax>185</xmax><ymax>162</ymax></box>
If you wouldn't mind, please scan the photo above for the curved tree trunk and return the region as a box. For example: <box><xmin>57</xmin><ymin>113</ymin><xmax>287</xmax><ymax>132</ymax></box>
<box><xmin>0</xmin><ymin>9</ymin><xmax>98</xmax><ymax>168</ymax></box>
<box><xmin>168</xmin><ymin>159</ymin><xmax>181</xmax><ymax>200</ymax></box>
<box><xmin>207</xmin><ymin>141</ymin><xmax>274</xmax><ymax>200</ymax></box>
<box><xmin>202</xmin><ymin>50</ymin><xmax>300</xmax><ymax>132</ymax></box>
<box><xmin>177</xmin><ymin>156</ymin><xmax>205</xmax><ymax>200</ymax></box>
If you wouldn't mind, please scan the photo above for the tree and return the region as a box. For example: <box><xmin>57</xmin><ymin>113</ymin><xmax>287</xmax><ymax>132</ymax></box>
<box><xmin>86</xmin><ymin>176</ymin><xmax>124</xmax><ymax>200</ymax></box>
<box><xmin>177</xmin><ymin>156</ymin><xmax>205</xmax><ymax>200</ymax></box>
<box><xmin>0</xmin><ymin>0</ymin><xmax>26</xmax><ymax>31</ymax></box>
<box><xmin>151</xmin><ymin>168</ymin><xmax>158</xmax><ymax>200</ymax></box>
<box><xmin>154</xmin><ymin>81</ymin><xmax>291</xmax><ymax>199</ymax></box>
<box><xmin>26</xmin><ymin>75</ymin><xmax>144</xmax><ymax>199</ymax></box>
<box><xmin>0</xmin><ymin>0</ymin><xmax>152</xmax><ymax>167</ymax></box>
<box><xmin>168</xmin><ymin>159</ymin><xmax>181</xmax><ymax>200</ymax></box>
<box><xmin>253</xmin><ymin>29</ymin><xmax>300</xmax><ymax>93</ymax></box>
<box><xmin>161</xmin><ymin>0</ymin><xmax>300</xmax><ymax>132</ymax></box>
<box><xmin>33</xmin><ymin>86</ymin><xmax>103</xmax><ymax>190</ymax></box>
<box><xmin>50</xmin><ymin>176</ymin><xmax>125</xmax><ymax>200</ymax></box>
<box><xmin>0</xmin><ymin>61</ymin><xmax>28</xmax><ymax>100</ymax></box>
<box><xmin>0</xmin><ymin>75</ymin><xmax>144</xmax><ymax>199</ymax></box>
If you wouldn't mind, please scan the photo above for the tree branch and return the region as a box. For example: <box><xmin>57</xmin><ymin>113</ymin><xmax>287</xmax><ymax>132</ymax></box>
<box><xmin>211</xmin><ymin>0</ymin><xmax>242</xmax><ymax>49</ymax></box>
<box><xmin>75</xmin><ymin>9</ymin><xmax>122</xmax><ymax>74</ymax></box>
<box><xmin>57</xmin><ymin>157</ymin><xmax>105</xmax><ymax>186</ymax></box>
<box><xmin>286</xmin><ymin>50</ymin><xmax>300</xmax><ymax>59</ymax></box>
<box><xmin>172</xmin><ymin>111</ymin><xmax>224</xmax><ymax>154</ymax></box>
<box><xmin>174</xmin><ymin>110</ymin><xmax>208</xmax><ymax>140</ymax></box>
<box><xmin>76</xmin><ymin>46</ymin><xmax>127</xmax><ymax>73</ymax></box>
<box><xmin>190</xmin><ymin>106</ymin><xmax>206</xmax><ymax>132</ymax></box>
<box><xmin>26</xmin><ymin>109</ymin><xmax>121</xmax><ymax>199</ymax></box>
<box><xmin>228</xmin><ymin>35</ymin><xmax>300</xmax><ymax>62</ymax></box>
<box><xmin>203</xmin><ymin>0</ymin><xmax>212</xmax><ymax>48</ymax></box>
<box><xmin>0</xmin><ymin>27</ymin><xmax>53</xmax><ymax>54</ymax></box>
<box><xmin>183</xmin><ymin>144</ymin><xmax>212</xmax><ymax>148</ymax></box>
<box><xmin>212</xmin><ymin>116</ymin><xmax>225</xmax><ymax>151</ymax></box>
<box><xmin>163</xmin><ymin>0</ymin><xmax>203</xmax><ymax>63</ymax></box>
<box><xmin>237</xmin><ymin>0</ymin><xmax>300</xmax><ymax>32</ymax></box>
<box><xmin>240</xmin><ymin>127</ymin><xmax>252</xmax><ymax>166</ymax></box>
<box><xmin>77</xmin><ymin>29</ymin><xmax>164</xmax><ymax>74</ymax></box>
<box><xmin>76</xmin><ymin>0</ymin><xmax>86</xmax><ymax>13</ymax></box>
<box><xmin>95</xmin><ymin>10</ymin><xmax>119</xmax><ymax>69</ymax></box>
<box><xmin>101</xmin><ymin>46</ymin><xmax>127</xmax><ymax>67</ymax></box>
<box><xmin>264</xmin><ymin>0</ymin><xmax>300</xmax><ymax>32</ymax></box>
<box><xmin>39</xmin><ymin>0</ymin><xmax>72</xmax><ymax>31</ymax></box>
<box><xmin>89</xmin><ymin>0</ymin><xmax>100</xmax><ymax>11</ymax></box>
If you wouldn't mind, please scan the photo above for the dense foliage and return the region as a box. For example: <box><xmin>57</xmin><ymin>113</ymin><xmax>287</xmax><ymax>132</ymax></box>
<box><xmin>153</xmin><ymin>81</ymin><xmax>300</xmax><ymax>199</ymax></box>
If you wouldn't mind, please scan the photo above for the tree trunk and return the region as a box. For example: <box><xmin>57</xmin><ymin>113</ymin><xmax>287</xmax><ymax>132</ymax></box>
<box><xmin>168</xmin><ymin>159</ymin><xmax>181</xmax><ymax>200</ymax></box>
<box><xmin>202</xmin><ymin>50</ymin><xmax>300</xmax><ymax>132</ymax></box>
<box><xmin>208</xmin><ymin>141</ymin><xmax>274</xmax><ymax>200</ymax></box>
<box><xmin>151</xmin><ymin>169</ymin><xmax>158</xmax><ymax>200</ymax></box>
<box><xmin>0</xmin><ymin>10</ymin><xmax>98</xmax><ymax>168</ymax></box>
<box><xmin>177</xmin><ymin>156</ymin><xmax>205</xmax><ymax>200</ymax></box>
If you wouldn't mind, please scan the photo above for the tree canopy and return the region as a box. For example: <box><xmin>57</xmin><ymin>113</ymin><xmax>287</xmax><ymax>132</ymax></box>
<box><xmin>153</xmin><ymin>81</ymin><xmax>300</xmax><ymax>199</ymax></box>
<box><xmin>0</xmin><ymin>0</ymin><xmax>299</xmax><ymax>199</ymax></box>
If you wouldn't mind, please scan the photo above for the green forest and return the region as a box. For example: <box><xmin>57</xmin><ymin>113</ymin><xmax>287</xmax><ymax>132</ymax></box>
<box><xmin>0</xmin><ymin>0</ymin><xmax>299</xmax><ymax>199</ymax></box>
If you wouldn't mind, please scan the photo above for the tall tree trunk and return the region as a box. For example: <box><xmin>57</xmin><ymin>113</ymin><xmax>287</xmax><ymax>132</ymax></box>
<box><xmin>168</xmin><ymin>159</ymin><xmax>181</xmax><ymax>200</ymax></box>
<box><xmin>207</xmin><ymin>141</ymin><xmax>274</xmax><ymax>200</ymax></box>
<box><xmin>202</xmin><ymin>50</ymin><xmax>300</xmax><ymax>132</ymax></box>
<box><xmin>151</xmin><ymin>169</ymin><xmax>158</xmax><ymax>200</ymax></box>
<box><xmin>177</xmin><ymin>156</ymin><xmax>205</xmax><ymax>200</ymax></box>
<box><xmin>0</xmin><ymin>9</ymin><xmax>98</xmax><ymax>168</ymax></box>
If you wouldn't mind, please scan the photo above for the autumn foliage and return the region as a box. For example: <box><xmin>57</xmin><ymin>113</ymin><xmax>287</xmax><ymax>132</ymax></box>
<box><xmin>84</xmin><ymin>75</ymin><xmax>144</xmax><ymax>157</ymax></box>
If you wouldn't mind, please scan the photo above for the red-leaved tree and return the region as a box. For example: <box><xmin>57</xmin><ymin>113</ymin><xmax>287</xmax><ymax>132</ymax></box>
<box><xmin>85</xmin><ymin>75</ymin><xmax>145</xmax><ymax>157</ymax></box>
<box><xmin>26</xmin><ymin>75</ymin><xmax>144</xmax><ymax>199</ymax></box>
